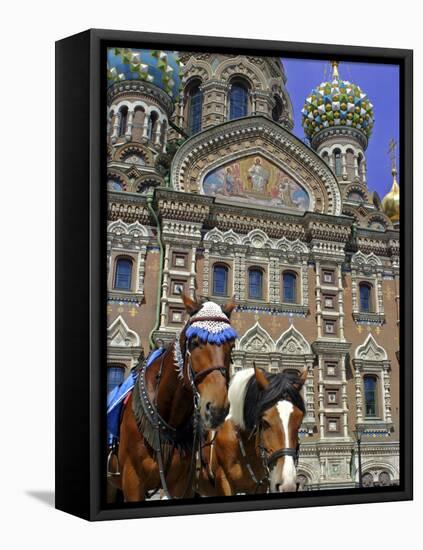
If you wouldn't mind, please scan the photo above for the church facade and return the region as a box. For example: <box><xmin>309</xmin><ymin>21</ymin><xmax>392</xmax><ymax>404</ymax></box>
<box><xmin>106</xmin><ymin>49</ymin><xmax>400</xmax><ymax>490</ymax></box>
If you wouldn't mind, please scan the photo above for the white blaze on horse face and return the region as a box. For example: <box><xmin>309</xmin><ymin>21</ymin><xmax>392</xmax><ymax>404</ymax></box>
<box><xmin>275</xmin><ymin>400</ymin><xmax>297</xmax><ymax>492</ymax></box>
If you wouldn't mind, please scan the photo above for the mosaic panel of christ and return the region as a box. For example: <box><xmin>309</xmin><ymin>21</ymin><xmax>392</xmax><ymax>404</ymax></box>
<box><xmin>202</xmin><ymin>155</ymin><xmax>310</xmax><ymax>211</ymax></box>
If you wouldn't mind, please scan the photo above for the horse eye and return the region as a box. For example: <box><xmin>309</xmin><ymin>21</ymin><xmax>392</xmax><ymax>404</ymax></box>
<box><xmin>261</xmin><ymin>419</ymin><xmax>271</xmax><ymax>430</ymax></box>
<box><xmin>189</xmin><ymin>338</ymin><xmax>200</xmax><ymax>350</ymax></box>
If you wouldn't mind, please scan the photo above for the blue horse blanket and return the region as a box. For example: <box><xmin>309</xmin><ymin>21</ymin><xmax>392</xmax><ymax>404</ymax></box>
<box><xmin>107</xmin><ymin>347</ymin><xmax>166</xmax><ymax>444</ymax></box>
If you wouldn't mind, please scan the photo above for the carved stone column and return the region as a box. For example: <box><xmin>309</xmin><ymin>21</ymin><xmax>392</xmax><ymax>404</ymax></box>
<box><xmin>160</xmin><ymin>243</ymin><xmax>170</xmax><ymax>328</ymax></box>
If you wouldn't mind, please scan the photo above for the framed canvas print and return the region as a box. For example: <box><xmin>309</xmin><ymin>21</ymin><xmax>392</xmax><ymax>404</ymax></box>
<box><xmin>55</xmin><ymin>29</ymin><xmax>413</xmax><ymax>521</ymax></box>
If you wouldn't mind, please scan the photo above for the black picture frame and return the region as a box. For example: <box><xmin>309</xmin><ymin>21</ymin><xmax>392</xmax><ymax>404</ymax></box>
<box><xmin>55</xmin><ymin>28</ymin><xmax>413</xmax><ymax>521</ymax></box>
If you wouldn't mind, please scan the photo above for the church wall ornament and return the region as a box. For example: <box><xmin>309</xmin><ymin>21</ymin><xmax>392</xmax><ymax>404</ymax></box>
<box><xmin>171</xmin><ymin>116</ymin><xmax>342</xmax><ymax>216</ymax></box>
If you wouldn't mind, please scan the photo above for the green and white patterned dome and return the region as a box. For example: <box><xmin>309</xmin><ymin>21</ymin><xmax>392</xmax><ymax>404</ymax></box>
<box><xmin>301</xmin><ymin>62</ymin><xmax>374</xmax><ymax>140</ymax></box>
<box><xmin>107</xmin><ymin>48</ymin><xmax>183</xmax><ymax>100</ymax></box>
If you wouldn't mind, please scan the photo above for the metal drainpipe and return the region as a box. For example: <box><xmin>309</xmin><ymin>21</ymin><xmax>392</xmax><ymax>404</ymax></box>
<box><xmin>146</xmin><ymin>190</ymin><xmax>164</xmax><ymax>350</ymax></box>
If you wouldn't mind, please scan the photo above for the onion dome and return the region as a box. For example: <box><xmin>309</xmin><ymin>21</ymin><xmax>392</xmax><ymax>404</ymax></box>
<box><xmin>107</xmin><ymin>48</ymin><xmax>183</xmax><ymax>99</ymax></box>
<box><xmin>301</xmin><ymin>61</ymin><xmax>374</xmax><ymax>140</ymax></box>
<box><xmin>381</xmin><ymin>168</ymin><xmax>400</xmax><ymax>222</ymax></box>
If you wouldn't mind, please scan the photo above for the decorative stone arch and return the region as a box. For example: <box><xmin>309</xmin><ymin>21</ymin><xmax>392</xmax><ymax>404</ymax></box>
<box><xmin>181</xmin><ymin>58</ymin><xmax>212</xmax><ymax>84</ymax></box>
<box><xmin>343</xmin><ymin>182</ymin><xmax>370</xmax><ymax>203</ymax></box>
<box><xmin>296</xmin><ymin>462</ymin><xmax>318</xmax><ymax>489</ymax></box>
<box><xmin>354</xmin><ymin>334</ymin><xmax>388</xmax><ymax>362</ymax></box>
<box><xmin>364</xmin><ymin>212</ymin><xmax>393</xmax><ymax>231</ymax></box>
<box><xmin>353</xmin><ymin>334</ymin><xmax>392</xmax><ymax>429</ymax></box>
<box><xmin>204</xmin><ymin>227</ymin><xmax>242</xmax><ymax>245</ymax></box>
<box><xmin>171</xmin><ymin>116</ymin><xmax>342</xmax><ymax>216</ymax></box>
<box><xmin>107</xmin><ymin>316</ymin><xmax>142</xmax><ymax>374</ymax></box>
<box><xmin>275</xmin><ymin>325</ymin><xmax>312</xmax><ymax>355</ymax></box>
<box><xmin>107</xmin><ymin>169</ymin><xmax>129</xmax><ymax>191</ymax></box>
<box><xmin>114</xmin><ymin>143</ymin><xmax>153</xmax><ymax>166</ymax></box>
<box><xmin>241</xmin><ymin>229</ymin><xmax>273</xmax><ymax>249</ymax></box>
<box><xmin>216</xmin><ymin>56</ymin><xmax>269</xmax><ymax>91</ymax></box>
<box><xmin>274</xmin><ymin>237</ymin><xmax>308</xmax><ymax>255</ymax></box>
<box><xmin>135</xmin><ymin>173</ymin><xmax>165</xmax><ymax>194</ymax></box>
<box><xmin>354</xmin><ymin>461</ymin><xmax>399</xmax><ymax>486</ymax></box>
<box><xmin>236</xmin><ymin>322</ymin><xmax>275</xmax><ymax>353</ymax></box>
<box><xmin>108</xmin><ymin>220</ymin><xmax>150</xmax><ymax>239</ymax></box>
<box><xmin>351</xmin><ymin>251</ymin><xmax>383</xmax><ymax>270</ymax></box>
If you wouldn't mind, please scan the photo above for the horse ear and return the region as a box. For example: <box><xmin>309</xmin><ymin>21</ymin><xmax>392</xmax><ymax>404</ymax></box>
<box><xmin>222</xmin><ymin>295</ymin><xmax>236</xmax><ymax>318</ymax></box>
<box><xmin>293</xmin><ymin>367</ymin><xmax>308</xmax><ymax>390</ymax></box>
<box><xmin>254</xmin><ymin>363</ymin><xmax>269</xmax><ymax>391</ymax></box>
<box><xmin>181</xmin><ymin>292</ymin><xmax>199</xmax><ymax>315</ymax></box>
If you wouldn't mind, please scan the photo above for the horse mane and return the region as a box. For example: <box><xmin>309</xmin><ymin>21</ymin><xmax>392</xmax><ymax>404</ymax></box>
<box><xmin>228</xmin><ymin>368</ymin><xmax>306</xmax><ymax>433</ymax></box>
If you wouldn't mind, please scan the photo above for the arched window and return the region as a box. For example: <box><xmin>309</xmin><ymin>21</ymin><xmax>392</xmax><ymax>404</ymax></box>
<box><xmin>334</xmin><ymin>149</ymin><xmax>342</xmax><ymax>176</ymax></box>
<box><xmin>213</xmin><ymin>264</ymin><xmax>228</xmax><ymax>296</ymax></box>
<box><xmin>147</xmin><ymin>111</ymin><xmax>159</xmax><ymax>140</ymax></box>
<box><xmin>119</xmin><ymin>106</ymin><xmax>128</xmax><ymax>136</ymax></box>
<box><xmin>229</xmin><ymin>80</ymin><xmax>249</xmax><ymax>120</ymax></box>
<box><xmin>364</xmin><ymin>375</ymin><xmax>377</xmax><ymax>417</ymax></box>
<box><xmin>107</xmin><ymin>364</ymin><xmax>125</xmax><ymax>394</ymax></box>
<box><xmin>248</xmin><ymin>268</ymin><xmax>263</xmax><ymax>300</ymax></box>
<box><xmin>359</xmin><ymin>282</ymin><xmax>372</xmax><ymax>312</ymax></box>
<box><xmin>272</xmin><ymin>95</ymin><xmax>283</xmax><ymax>122</ymax></box>
<box><xmin>114</xmin><ymin>257</ymin><xmax>133</xmax><ymax>290</ymax></box>
<box><xmin>282</xmin><ymin>271</ymin><xmax>297</xmax><ymax>303</ymax></box>
<box><xmin>187</xmin><ymin>82</ymin><xmax>203</xmax><ymax>135</ymax></box>
<box><xmin>362</xmin><ymin>472</ymin><xmax>374</xmax><ymax>487</ymax></box>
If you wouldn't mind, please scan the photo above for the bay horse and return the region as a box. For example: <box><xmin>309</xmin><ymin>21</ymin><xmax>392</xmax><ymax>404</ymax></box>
<box><xmin>199</xmin><ymin>365</ymin><xmax>307</xmax><ymax>496</ymax></box>
<box><xmin>111</xmin><ymin>293</ymin><xmax>237</xmax><ymax>501</ymax></box>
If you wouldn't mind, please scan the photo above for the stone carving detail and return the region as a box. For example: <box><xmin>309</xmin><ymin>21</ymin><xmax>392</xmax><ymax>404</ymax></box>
<box><xmin>276</xmin><ymin>325</ymin><xmax>312</xmax><ymax>355</ymax></box>
<box><xmin>107</xmin><ymin>316</ymin><xmax>140</xmax><ymax>348</ymax></box>
<box><xmin>354</xmin><ymin>334</ymin><xmax>388</xmax><ymax>362</ymax></box>
<box><xmin>238</xmin><ymin>322</ymin><xmax>275</xmax><ymax>352</ymax></box>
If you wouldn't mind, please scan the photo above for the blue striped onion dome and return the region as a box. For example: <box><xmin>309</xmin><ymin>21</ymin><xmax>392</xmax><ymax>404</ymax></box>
<box><xmin>301</xmin><ymin>65</ymin><xmax>374</xmax><ymax>139</ymax></box>
<box><xmin>107</xmin><ymin>48</ymin><xmax>183</xmax><ymax>99</ymax></box>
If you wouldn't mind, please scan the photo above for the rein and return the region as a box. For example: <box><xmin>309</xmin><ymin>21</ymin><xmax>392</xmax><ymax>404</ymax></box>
<box><xmin>133</xmin><ymin>312</ymin><xmax>232</xmax><ymax>499</ymax></box>
<box><xmin>237</xmin><ymin>421</ymin><xmax>300</xmax><ymax>492</ymax></box>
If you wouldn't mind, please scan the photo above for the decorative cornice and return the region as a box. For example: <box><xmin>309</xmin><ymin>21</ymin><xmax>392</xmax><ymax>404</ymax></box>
<box><xmin>107</xmin><ymin>80</ymin><xmax>174</xmax><ymax>117</ymax></box>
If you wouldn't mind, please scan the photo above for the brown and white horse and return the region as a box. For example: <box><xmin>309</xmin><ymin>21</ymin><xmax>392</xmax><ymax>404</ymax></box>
<box><xmin>111</xmin><ymin>294</ymin><xmax>237</xmax><ymax>501</ymax></box>
<box><xmin>199</xmin><ymin>366</ymin><xmax>307</xmax><ymax>496</ymax></box>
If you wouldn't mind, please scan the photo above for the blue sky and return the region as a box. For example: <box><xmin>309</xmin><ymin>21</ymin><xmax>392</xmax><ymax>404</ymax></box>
<box><xmin>282</xmin><ymin>58</ymin><xmax>400</xmax><ymax>199</ymax></box>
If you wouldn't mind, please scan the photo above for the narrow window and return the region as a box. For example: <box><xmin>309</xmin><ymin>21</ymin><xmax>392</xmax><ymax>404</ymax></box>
<box><xmin>147</xmin><ymin>111</ymin><xmax>159</xmax><ymax>140</ymax></box>
<box><xmin>364</xmin><ymin>375</ymin><xmax>377</xmax><ymax>417</ymax></box>
<box><xmin>107</xmin><ymin>365</ymin><xmax>125</xmax><ymax>394</ymax></box>
<box><xmin>119</xmin><ymin>106</ymin><xmax>128</xmax><ymax>136</ymax></box>
<box><xmin>229</xmin><ymin>82</ymin><xmax>249</xmax><ymax>120</ymax></box>
<box><xmin>359</xmin><ymin>282</ymin><xmax>372</xmax><ymax>312</ymax></box>
<box><xmin>114</xmin><ymin>258</ymin><xmax>133</xmax><ymax>290</ymax></box>
<box><xmin>283</xmin><ymin>271</ymin><xmax>297</xmax><ymax>303</ymax></box>
<box><xmin>334</xmin><ymin>149</ymin><xmax>342</xmax><ymax>176</ymax></box>
<box><xmin>248</xmin><ymin>268</ymin><xmax>263</xmax><ymax>300</ymax></box>
<box><xmin>188</xmin><ymin>84</ymin><xmax>202</xmax><ymax>135</ymax></box>
<box><xmin>213</xmin><ymin>264</ymin><xmax>228</xmax><ymax>296</ymax></box>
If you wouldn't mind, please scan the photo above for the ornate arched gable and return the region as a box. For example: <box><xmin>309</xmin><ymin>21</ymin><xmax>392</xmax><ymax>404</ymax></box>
<box><xmin>241</xmin><ymin>229</ymin><xmax>273</xmax><ymax>248</ymax></box>
<box><xmin>171</xmin><ymin>116</ymin><xmax>342</xmax><ymax>216</ymax></box>
<box><xmin>107</xmin><ymin>316</ymin><xmax>140</xmax><ymax>348</ymax></box>
<box><xmin>275</xmin><ymin>325</ymin><xmax>311</xmax><ymax>355</ymax></box>
<box><xmin>238</xmin><ymin>322</ymin><xmax>275</xmax><ymax>352</ymax></box>
<box><xmin>108</xmin><ymin>220</ymin><xmax>150</xmax><ymax>239</ymax></box>
<box><xmin>351</xmin><ymin>251</ymin><xmax>382</xmax><ymax>269</ymax></box>
<box><xmin>354</xmin><ymin>334</ymin><xmax>388</xmax><ymax>362</ymax></box>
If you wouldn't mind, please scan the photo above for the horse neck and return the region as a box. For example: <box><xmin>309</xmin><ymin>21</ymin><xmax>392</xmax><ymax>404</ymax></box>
<box><xmin>155</xmin><ymin>341</ymin><xmax>193</xmax><ymax>428</ymax></box>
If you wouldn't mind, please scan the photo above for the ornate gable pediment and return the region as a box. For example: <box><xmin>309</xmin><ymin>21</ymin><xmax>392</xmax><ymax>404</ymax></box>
<box><xmin>171</xmin><ymin>116</ymin><xmax>342</xmax><ymax>216</ymax></box>
<box><xmin>107</xmin><ymin>316</ymin><xmax>140</xmax><ymax>348</ymax></box>
<box><xmin>354</xmin><ymin>334</ymin><xmax>388</xmax><ymax>362</ymax></box>
<box><xmin>276</xmin><ymin>325</ymin><xmax>312</xmax><ymax>355</ymax></box>
<box><xmin>238</xmin><ymin>322</ymin><xmax>275</xmax><ymax>353</ymax></box>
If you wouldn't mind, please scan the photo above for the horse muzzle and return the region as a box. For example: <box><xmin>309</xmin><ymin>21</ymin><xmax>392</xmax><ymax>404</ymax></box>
<box><xmin>202</xmin><ymin>402</ymin><xmax>229</xmax><ymax>430</ymax></box>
